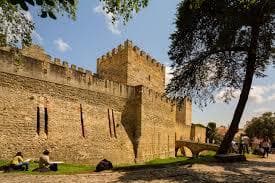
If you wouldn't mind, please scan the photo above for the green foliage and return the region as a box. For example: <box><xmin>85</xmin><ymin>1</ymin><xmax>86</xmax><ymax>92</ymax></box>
<box><xmin>206</xmin><ymin>122</ymin><xmax>217</xmax><ymax>143</ymax></box>
<box><xmin>7</xmin><ymin>0</ymin><xmax>77</xmax><ymax>20</ymax></box>
<box><xmin>206</xmin><ymin>122</ymin><xmax>223</xmax><ymax>144</ymax></box>
<box><xmin>0</xmin><ymin>0</ymin><xmax>34</xmax><ymax>47</ymax></box>
<box><xmin>100</xmin><ymin>0</ymin><xmax>149</xmax><ymax>23</ymax></box>
<box><xmin>167</xmin><ymin>0</ymin><xmax>274</xmax><ymax>107</ymax></box>
<box><xmin>245</xmin><ymin>112</ymin><xmax>275</xmax><ymax>141</ymax></box>
<box><xmin>0</xmin><ymin>0</ymin><xmax>77</xmax><ymax>47</ymax></box>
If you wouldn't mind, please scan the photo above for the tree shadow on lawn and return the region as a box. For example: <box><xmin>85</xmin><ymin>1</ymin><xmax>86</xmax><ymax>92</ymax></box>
<box><xmin>114</xmin><ymin>157</ymin><xmax>275</xmax><ymax>182</ymax></box>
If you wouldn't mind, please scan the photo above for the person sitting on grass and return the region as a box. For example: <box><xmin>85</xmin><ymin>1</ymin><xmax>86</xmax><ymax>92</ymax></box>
<box><xmin>33</xmin><ymin>150</ymin><xmax>57</xmax><ymax>172</ymax></box>
<box><xmin>10</xmin><ymin>152</ymin><xmax>29</xmax><ymax>171</ymax></box>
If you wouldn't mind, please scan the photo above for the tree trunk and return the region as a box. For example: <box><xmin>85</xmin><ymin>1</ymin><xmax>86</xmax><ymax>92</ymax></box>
<box><xmin>217</xmin><ymin>24</ymin><xmax>260</xmax><ymax>154</ymax></box>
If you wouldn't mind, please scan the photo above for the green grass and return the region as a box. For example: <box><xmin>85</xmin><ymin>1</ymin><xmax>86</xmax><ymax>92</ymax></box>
<box><xmin>0</xmin><ymin>161</ymin><xmax>94</xmax><ymax>175</ymax></box>
<box><xmin>200</xmin><ymin>150</ymin><xmax>216</xmax><ymax>157</ymax></box>
<box><xmin>0</xmin><ymin>152</ymin><xmax>216</xmax><ymax>175</ymax></box>
<box><xmin>244</xmin><ymin>153</ymin><xmax>262</xmax><ymax>159</ymax></box>
<box><xmin>145</xmin><ymin>156</ymin><xmax>189</xmax><ymax>165</ymax></box>
<box><xmin>0</xmin><ymin>160</ymin><xmax>7</xmax><ymax>167</ymax></box>
<box><xmin>114</xmin><ymin>152</ymin><xmax>216</xmax><ymax>171</ymax></box>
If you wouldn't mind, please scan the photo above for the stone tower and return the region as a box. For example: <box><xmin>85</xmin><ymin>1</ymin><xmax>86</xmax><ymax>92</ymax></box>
<box><xmin>175</xmin><ymin>98</ymin><xmax>192</xmax><ymax>140</ymax></box>
<box><xmin>97</xmin><ymin>40</ymin><xmax>166</xmax><ymax>93</ymax></box>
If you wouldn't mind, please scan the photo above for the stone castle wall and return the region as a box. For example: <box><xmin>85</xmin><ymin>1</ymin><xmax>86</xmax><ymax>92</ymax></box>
<box><xmin>97</xmin><ymin>44</ymin><xmax>128</xmax><ymax>84</ymax></box>
<box><xmin>0</xmin><ymin>48</ymin><xmax>139</xmax><ymax>165</ymax></box>
<box><xmin>175</xmin><ymin>98</ymin><xmax>192</xmax><ymax>141</ymax></box>
<box><xmin>135</xmin><ymin>86</ymin><xmax>176</xmax><ymax>162</ymax></box>
<box><xmin>191</xmin><ymin>124</ymin><xmax>207</xmax><ymax>143</ymax></box>
<box><xmin>0</xmin><ymin>44</ymin><xmax>178</xmax><ymax>165</ymax></box>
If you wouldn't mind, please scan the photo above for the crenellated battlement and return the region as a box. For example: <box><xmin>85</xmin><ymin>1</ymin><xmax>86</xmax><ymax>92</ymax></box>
<box><xmin>96</xmin><ymin>40</ymin><xmax>166</xmax><ymax>93</ymax></box>
<box><xmin>96</xmin><ymin>42</ymin><xmax>125</xmax><ymax>66</ymax></box>
<box><xmin>0</xmin><ymin>43</ymin><xmax>169</xmax><ymax>102</ymax></box>
<box><xmin>131</xmin><ymin>45</ymin><xmax>165</xmax><ymax>72</ymax></box>
<box><xmin>0</xmin><ymin>46</ymin><xmax>136</xmax><ymax>99</ymax></box>
<box><xmin>96</xmin><ymin>40</ymin><xmax>165</xmax><ymax>72</ymax></box>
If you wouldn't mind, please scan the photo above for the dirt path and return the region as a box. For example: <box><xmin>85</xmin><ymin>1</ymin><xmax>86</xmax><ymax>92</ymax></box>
<box><xmin>1</xmin><ymin>155</ymin><xmax>274</xmax><ymax>183</ymax></box>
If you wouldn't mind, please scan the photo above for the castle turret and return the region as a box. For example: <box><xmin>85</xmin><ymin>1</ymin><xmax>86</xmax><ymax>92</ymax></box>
<box><xmin>175</xmin><ymin>97</ymin><xmax>192</xmax><ymax>140</ymax></box>
<box><xmin>97</xmin><ymin>40</ymin><xmax>166</xmax><ymax>93</ymax></box>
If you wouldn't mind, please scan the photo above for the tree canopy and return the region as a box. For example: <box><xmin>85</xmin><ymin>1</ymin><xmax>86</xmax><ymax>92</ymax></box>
<box><xmin>100</xmin><ymin>0</ymin><xmax>149</xmax><ymax>23</ymax></box>
<box><xmin>167</xmin><ymin>0</ymin><xmax>274</xmax><ymax>154</ymax></box>
<box><xmin>167</xmin><ymin>0</ymin><xmax>274</xmax><ymax>106</ymax></box>
<box><xmin>0</xmin><ymin>0</ymin><xmax>149</xmax><ymax>46</ymax></box>
<box><xmin>245</xmin><ymin>112</ymin><xmax>275</xmax><ymax>141</ymax></box>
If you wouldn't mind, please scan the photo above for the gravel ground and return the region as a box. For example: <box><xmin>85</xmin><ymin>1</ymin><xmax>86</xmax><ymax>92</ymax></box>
<box><xmin>1</xmin><ymin>155</ymin><xmax>274</xmax><ymax>183</ymax></box>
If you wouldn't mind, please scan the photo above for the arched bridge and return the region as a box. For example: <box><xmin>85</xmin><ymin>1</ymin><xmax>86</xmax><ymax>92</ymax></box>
<box><xmin>175</xmin><ymin>140</ymin><xmax>219</xmax><ymax>157</ymax></box>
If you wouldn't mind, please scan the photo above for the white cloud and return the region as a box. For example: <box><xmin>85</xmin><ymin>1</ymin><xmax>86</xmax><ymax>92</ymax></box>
<box><xmin>32</xmin><ymin>31</ymin><xmax>43</xmax><ymax>44</ymax></box>
<box><xmin>250</xmin><ymin>85</ymin><xmax>275</xmax><ymax>103</ymax></box>
<box><xmin>268</xmin><ymin>94</ymin><xmax>275</xmax><ymax>101</ymax></box>
<box><xmin>22</xmin><ymin>11</ymin><xmax>32</xmax><ymax>21</ymax></box>
<box><xmin>54</xmin><ymin>38</ymin><xmax>71</xmax><ymax>52</ymax></box>
<box><xmin>165</xmin><ymin>65</ymin><xmax>173</xmax><ymax>86</ymax></box>
<box><xmin>215</xmin><ymin>84</ymin><xmax>275</xmax><ymax>104</ymax></box>
<box><xmin>253</xmin><ymin>107</ymin><xmax>271</xmax><ymax>114</ymax></box>
<box><xmin>94</xmin><ymin>3</ymin><xmax>121</xmax><ymax>35</ymax></box>
<box><xmin>249</xmin><ymin>86</ymin><xmax>268</xmax><ymax>103</ymax></box>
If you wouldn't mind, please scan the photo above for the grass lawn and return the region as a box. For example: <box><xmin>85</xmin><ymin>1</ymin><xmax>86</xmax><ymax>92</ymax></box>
<box><xmin>0</xmin><ymin>151</ymin><xmax>216</xmax><ymax>175</ymax></box>
<box><xmin>244</xmin><ymin>153</ymin><xmax>262</xmax><ymax>159</ymax></box>
<box><xmin>114</xmin><ymin>151</ymin><xmax>216</xmax><ymax>171</ymax></box>
<box><xmin>0</xmin><ymin>160</ymin><xmax>94</xmax><ymax>175</ymax></box>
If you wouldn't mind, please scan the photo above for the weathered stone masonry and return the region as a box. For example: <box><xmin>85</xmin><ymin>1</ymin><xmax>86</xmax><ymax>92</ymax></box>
<box><xmin>0</xmin><ymin>41</ymin><xmax>193</xmax><ymax>165</ymax></box>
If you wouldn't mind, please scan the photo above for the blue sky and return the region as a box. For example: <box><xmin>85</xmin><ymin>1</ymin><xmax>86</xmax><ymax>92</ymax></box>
<box><xmin>29</xmin><ymin>0</ymin><xmax>275</xmax><ymax>128</ymax></box>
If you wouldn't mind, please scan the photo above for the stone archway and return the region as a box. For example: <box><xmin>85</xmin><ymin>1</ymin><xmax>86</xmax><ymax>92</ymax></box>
<box><xmin>175</xmin><ymin>140</ymin><xmax>219</xmax><ymax>157</ymax></box>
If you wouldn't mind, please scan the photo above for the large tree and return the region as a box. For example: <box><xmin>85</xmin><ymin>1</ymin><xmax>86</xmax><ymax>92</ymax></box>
<box><xmin>0</xmin><ymin>0</ymin><xmax>149</xmax><ymax>46</ymax></box>
<box><xmin>245</xmin><ymin>112</ymin><xmax>275</xmax><ymax>141</ymax></box>
<box><xmin>167</xmin><ymin>0</ymin><xmax>275</xmax><ymax>154</ymax></box>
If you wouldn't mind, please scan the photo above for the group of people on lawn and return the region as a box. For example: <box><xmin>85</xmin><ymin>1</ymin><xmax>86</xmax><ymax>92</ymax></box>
<box><xmin>9</xmin><ymin>150</ymin><xmax>57</xmax><ymax>172</ymax></box>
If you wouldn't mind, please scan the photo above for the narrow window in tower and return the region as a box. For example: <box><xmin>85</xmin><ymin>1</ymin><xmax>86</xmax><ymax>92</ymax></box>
<box><xmin>80</xmin><ymin>104</ymin><xmax>85</xmax><ymax>137</ymax></box>
<box><xmin>36</xmin><ymin>107</ymin><xmax>40</xmax><ymax>135</ymax></box>
<box><xmin>108</xmin><ymin>109</ymin><xmax>112</xmax><ymax>138</ymax></box>
<box><xmin>168</xmin><ymin>135</ymin><xmax>170</xmax><ymax>153</ymax></box>
<box><xmin>44</xmin><ymin>107</ymin><xmax>48</xmax><ymax>135</ymax></box>
<box><xmin>112</xmin><ymin>109</ymin><xmax>117</xmax><ymax>138</ymax></box>
<box><xmin>148</xmin><ymin>75</ymin><xmax>151</xmax><ymax>81</ymax></box>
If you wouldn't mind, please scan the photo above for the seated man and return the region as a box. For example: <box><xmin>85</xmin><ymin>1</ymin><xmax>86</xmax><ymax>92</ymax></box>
<box><xmin>34</xmin><ymin>150</ymin><xmax>57</xmax><ymax>172</ymax></box>
<box><xmin>39</xmin><ymin>150</ymin><xmax>50</xmax><ymax>169</ymax></box>
<box><xmin>10</xmin><ymin>152</ymin><xmax>29</xmax><ymax>171</ymax></box>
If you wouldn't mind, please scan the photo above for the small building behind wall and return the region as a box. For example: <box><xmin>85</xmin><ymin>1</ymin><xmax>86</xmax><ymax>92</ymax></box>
<box><xmin>191</xmin><ymin>124</ymin><xmax>207</xmax><ymax>143</ymax></box>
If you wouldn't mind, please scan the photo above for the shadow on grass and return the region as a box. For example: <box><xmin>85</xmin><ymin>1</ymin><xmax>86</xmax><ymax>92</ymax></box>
<box><xmin>113</xmin><ymin>155</ymin><xmax>215</xmax><ymax>172</ymax></box>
